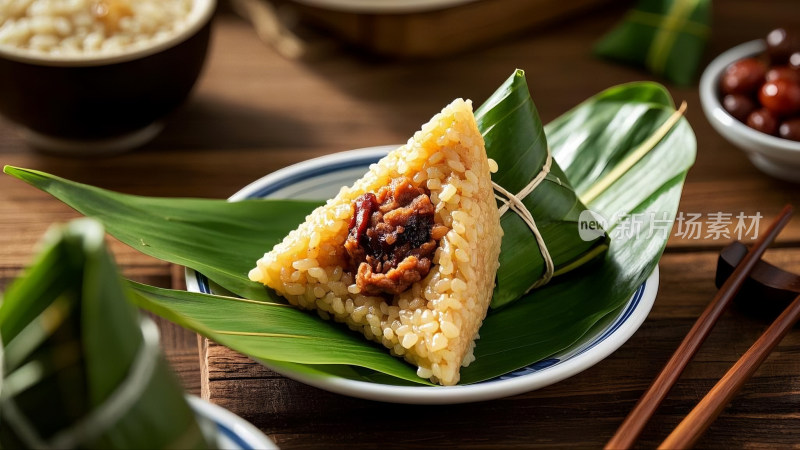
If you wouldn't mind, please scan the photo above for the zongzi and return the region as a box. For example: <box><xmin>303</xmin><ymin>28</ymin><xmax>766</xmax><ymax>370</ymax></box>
<box><xmin>249</xmin><ymin>98</ymin><xmax>503</xmax><ymax>385</ymax></box>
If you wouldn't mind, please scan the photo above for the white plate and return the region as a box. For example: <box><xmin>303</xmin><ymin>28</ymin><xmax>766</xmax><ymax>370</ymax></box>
<box><xmin>188</xmin><ymin>395</ymin><xmax>277</xmax><ymax>449</ymax></box>
<box><xmin>186</xmin><ymin>146</ymin><xmax>658</xmax><ymax>404</ymax></box>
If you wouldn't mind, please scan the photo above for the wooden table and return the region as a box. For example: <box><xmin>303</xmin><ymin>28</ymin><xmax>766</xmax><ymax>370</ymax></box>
<box><xmin>2</xmin><ymin>1</ymin><xmax>800</xmax><ymax>448</ymax></box>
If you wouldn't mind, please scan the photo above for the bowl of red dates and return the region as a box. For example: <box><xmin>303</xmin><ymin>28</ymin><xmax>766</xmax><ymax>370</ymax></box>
<box><xmin>700</xmin><ymin>27</ymin><xmax>800</xmax><ymax>182</ymax></box>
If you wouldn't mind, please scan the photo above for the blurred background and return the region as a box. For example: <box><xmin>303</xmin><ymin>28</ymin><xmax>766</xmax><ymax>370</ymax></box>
<box><xmin>2</xmin><ymin>1</ymin><xmax>800</xmax><ymax>448</ymax></box>
<box><xmin>0</xmin><ymin>0</ymin><xmax>796</xmax><ymax>196</ymax></box>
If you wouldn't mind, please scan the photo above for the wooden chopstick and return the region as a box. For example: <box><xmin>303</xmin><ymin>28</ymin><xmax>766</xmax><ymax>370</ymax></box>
<box><xmin>605</xmin><ymin>204</ymin><xmax>794</xmax><ymax>450</ymax></box>
<box><xmin>659</xmin><ymin>292</ymin><xmax>800</xmax><ymax>449</ymax></box>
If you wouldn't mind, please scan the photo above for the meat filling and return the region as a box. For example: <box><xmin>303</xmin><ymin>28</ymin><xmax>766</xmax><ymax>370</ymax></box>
<box><xmin>344</xmin><ymin>177</ymin><xmax>448</xmax><ymax>296</ymax></box>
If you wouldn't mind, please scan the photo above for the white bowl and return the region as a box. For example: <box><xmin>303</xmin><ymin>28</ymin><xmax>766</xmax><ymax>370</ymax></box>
<box><xmin>699</xmin><ymin>39</ymin><xmax>800</xmax><ymax>182</ymax></box>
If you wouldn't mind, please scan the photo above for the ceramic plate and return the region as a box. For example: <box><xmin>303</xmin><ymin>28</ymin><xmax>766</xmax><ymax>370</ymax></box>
<box><xmin>187</xmin><ymin>395</ymin><xmax>277</xmax><ymax>449</ymax></box>
<box><xmin>186</xmin><ymin>146</ymin><xmax>658</xmax><ymax>404</ymax></box>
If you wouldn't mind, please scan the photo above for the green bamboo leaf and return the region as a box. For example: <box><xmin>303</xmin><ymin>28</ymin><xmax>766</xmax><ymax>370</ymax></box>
<box><xmin>476</xmin><ymin>70</ymin><xmax>608</xmax><ymax>308</ymax></box>
<box><xmin>1</xmin><ymin>166</ymin><xmax>319</xmax><ymax>302</ymax></box>
<box><xmin>545</xmin><ymin>82</ymin><xmax>696</xmax><ymax>223</ymax></box>
<box><xmin>126</xmin><ymin>281</ymin><xmax>430</xmax><ymax>385</ymax></box>
<box><xmin>3</xmin><ymin>74</ymin><xmax>696</xmax><ymax>386</ymax></box>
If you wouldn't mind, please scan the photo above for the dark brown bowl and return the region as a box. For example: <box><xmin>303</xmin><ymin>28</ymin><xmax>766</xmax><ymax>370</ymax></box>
<box><xmin>0</xmin><ymin>0</ymin><xmax>216</xmax><ymax>155</ymax></box>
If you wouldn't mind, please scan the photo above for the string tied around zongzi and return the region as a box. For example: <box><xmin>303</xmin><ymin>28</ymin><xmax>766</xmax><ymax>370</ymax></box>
<box><xmin>493</xmin><ymin>149</ymin><xmax>555</xmax><ymax>292</ymax></box>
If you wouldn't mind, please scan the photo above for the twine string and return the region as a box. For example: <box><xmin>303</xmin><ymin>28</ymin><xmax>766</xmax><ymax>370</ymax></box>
<box><xmin>493</xmin><ymin>150</ymin><xmax>555</xmax><ymax>292</ymax></box>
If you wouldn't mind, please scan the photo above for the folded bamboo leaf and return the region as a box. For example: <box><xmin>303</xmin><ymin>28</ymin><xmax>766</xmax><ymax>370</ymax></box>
<box><xmin>477</xmin><ymin>70</ymin><xmax>608</xmax><ymax>308</ymax></box>
<box><xmin>594</xmin><ymin>0</ymin><xmax>712</xmax><ymax>86</ymax></box>
<box><xmin>0</xmin><ymin>219</ymin><xmax>209</xmax><ymax>448</ymax></box>
<box><xmin>3</xmin><ymin>74</ymin><xmax>696</xmax><ymax>386</ymax></box>
<box><xmin>462</xmin><ymin>177</ymin><xmax>687</xmax><ymax>383</ymax></box>
<box><xmin>457</xmin><ymin>82</ymin><xmax>695</xmax><ymax>382</ymax></box>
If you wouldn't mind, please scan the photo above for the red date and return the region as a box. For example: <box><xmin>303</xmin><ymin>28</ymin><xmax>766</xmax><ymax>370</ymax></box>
<box><xmin>759</xmin><ymin>79</ymin><xmax>800</xmax><ymax>117</ymax></box>
<box><xmin>719</xmin><ymin>28</ymin><xmax>800</xmax><ymax>141</ymax></box>
<box><xmin>766</xmin><ymin>66</ymin><xmax>800</xmax><ymax>83</ymax></box>
<box><xmin>767</xmin><ymin>28</ymin><xmax>800</xmax><ymax>65</ymax></box>
<box><xmin>779</xmin><ymin>118</ymin><xmax>800</xmax><ymax>141</ymax></box>
<box><xmin>722</xmin><ymin>94</ymin><xmax>757</xmax><ymax>122</ymax></box>
<box><xmin>721</xmin><ymin>58</ymin><xmax>767</xmax><ymax>95</ymax></box>
<box><xmin>747</xmin><ymin>109</ymin><xmax>779</xmax><ymax>135</ymax></box>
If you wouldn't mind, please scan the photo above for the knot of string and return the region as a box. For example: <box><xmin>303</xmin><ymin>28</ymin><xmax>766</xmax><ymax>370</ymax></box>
<box><xmin>492</xmin><ymin>150</ymin><xmax>555</xmax><ymax>292</ymax></box>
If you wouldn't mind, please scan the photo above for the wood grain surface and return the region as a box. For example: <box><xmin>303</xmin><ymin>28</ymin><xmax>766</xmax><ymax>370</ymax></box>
<box><xmin>1</xmin><ymin>1</ymin><xmax>799</xmax><ymax>448</ymax></box>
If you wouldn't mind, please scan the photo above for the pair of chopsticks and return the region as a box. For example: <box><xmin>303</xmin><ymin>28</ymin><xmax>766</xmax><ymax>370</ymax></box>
<box><xmin>606</xmin><ymin>204</ymin><xmax>799</xmax><ymax>449</ymax></box>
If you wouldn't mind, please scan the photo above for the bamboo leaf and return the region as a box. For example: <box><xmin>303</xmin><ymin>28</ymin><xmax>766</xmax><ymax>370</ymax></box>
<box><xmin>126</xmin><ymin>281</ymin><xmax>430</xmax><ymax>385</ymax></box>
<box><xmin>476</xmin><ymin>70</ymin><xmax>608</xmax><ymax>308</ymax></box>
<box><xmin>545</xmin><ymin>82</ymin><xmax>696</xmax><ymax>225</ymax></box>
<box><xmin>2</xmin><ymin>166</ymin><xmax>318</xmax><ymax>302</ymax></box>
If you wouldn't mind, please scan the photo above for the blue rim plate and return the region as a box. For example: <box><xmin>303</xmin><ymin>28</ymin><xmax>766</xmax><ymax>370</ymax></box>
<box><xmin>185</xmin><ymin>146</ymin><xmax>658</xmax><ymax>404</ymax></box>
